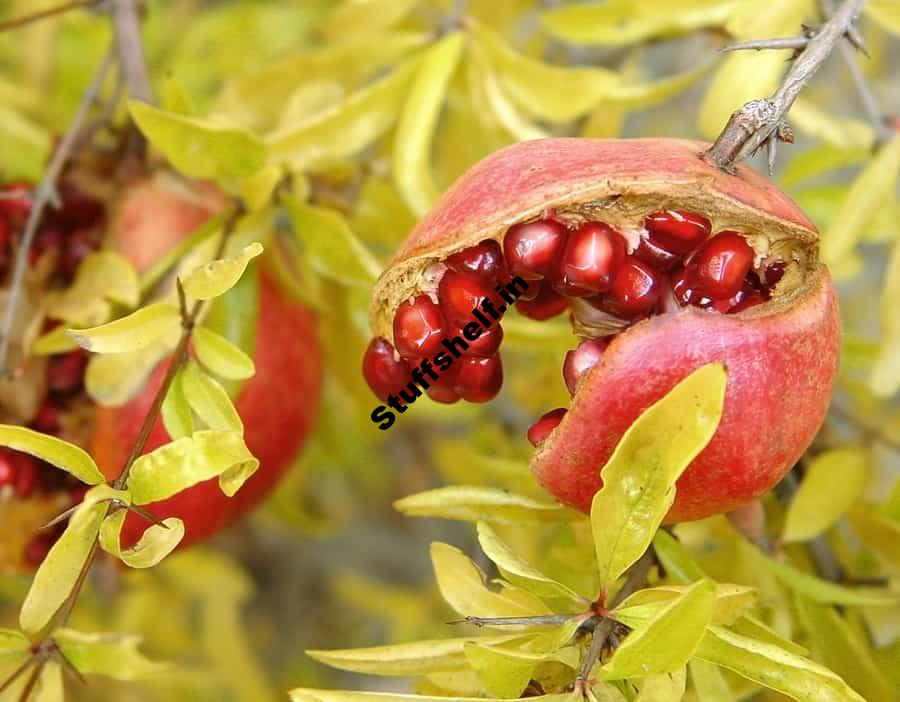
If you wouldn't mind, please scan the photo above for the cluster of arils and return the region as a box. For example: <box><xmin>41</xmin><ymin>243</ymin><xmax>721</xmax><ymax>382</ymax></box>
<box><xmin>363</xmin><ymin>210</ymin><xmax>787</xmax><ymax>418</ymax></box>
<box><xmin>0</xmin><ymin>181</ymin><xmax>105</xmax><ymax>281</ymax></box>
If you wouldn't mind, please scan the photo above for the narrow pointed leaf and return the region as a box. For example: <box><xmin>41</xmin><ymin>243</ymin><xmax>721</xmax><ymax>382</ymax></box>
<box><xmin>0</xmin><ymin>425</ymin><xmax>104</xmax><ymax>484</ymax></box>
<box><xmin>181</xmin><ymin>242</ymin><xmax>263</xmax><ymax>300</ymax></box>
<box><xmin>634</xmin><ymin>669</ymin><xmax>686</xmax><ymax>701</ymax></box>
<box><xmin>85</xmin><ymin>336</ymin><xmax>177</xmax><ymax>406</ymax></box>
<box><xmin>99</xmin><ymin>511</ymin><xmax>184</xmax><ymax>568</ymax></box>
<box><xmin>395</xmin><ymin>486</ymin><xmax>575</xmax><ymax>524</ymax></box>
<box><xmin>318</xmin><ymin>0</ymin><xmax>420</xmax><ymax>42</ymax></box>
<box><xmin>49</xmin><ymin>252</ymin><xmax>140</xmax><ymax>325</ymax></box>
<box><xmin>652</xmin><ymin>529</ymin><xmax>707</xmax><ymax>584</ymax></box>
<box><xmin>290</xmin><ymin>692</ymin><xmax>575</xmax><ymax>702</ymax></box>
<box><xmin>67</xmin><ymin>303</ymin><xmax>181</xmax><ymax>353</ymax></box>
<box><xmin>0</xmin><ymin>629</ymin><xmax>28</xmax><ymax>657</ymax></box>
<box><xmin>160</xmin><ymin>368</ymin><xmax>194</xmax><ymax>439</ymax></box>
<box><xmin>55</xmin><ymin>628</ymin><xmax>168</xmax><ymax>680</ymax></box>
<box><xmin>614</xmin><ymin>583</ymin><xmax>756</xmax><ymax>627</ymax></box>
<box><xmin>464</xmin><ymin>642</ymin><xmax>539</xmax><ymax>698</ymax></box>
<box><xmin>193</xmin><ymin>326</ymin><xmax>255</xmax><ymax>380</ymax></box>
<box><xmin>593</xmin><ymin>364</ymin><xmax>727</xmax><ymax>591</ymax></box>
<box><xmin>689</xmin><ymin>659</ymin><xmax>733</xmax><ymax>701</ymax></box>
<box><xmin>846</xmin><ymin>506</ymin><xmax>900</xmax><ymax>572</ymax></box>
<box><xmin>181</xmin><ymin>361</ymin><xmax>243</xmax><ymax>432</ymax></box>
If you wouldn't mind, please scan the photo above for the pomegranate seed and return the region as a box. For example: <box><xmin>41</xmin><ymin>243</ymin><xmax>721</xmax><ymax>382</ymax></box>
<box><xmin>461</xmin><ymin>323</ymin><xmax>503</xmax><ymax>357</ymax></box>
<box><xmin>14</xmin><ymin>453</ymin><xmax>38</xmax><ymax>498</ymax></box>
<box><xmin>363</xmin><ymin>338</ymin><xmax>412</xmax><ymax>402</ymax></box>
<box><xmin>516</xmin><ymin>282</ymin><xmax>568</xmax><ymax>321</ymax></box>
<box><xmin>0</xmin><ymin>182</ymin><xmax>33</xmax><ymax>218</ymax></box>
<box><xmin>503</xmin><ymin>218</ymin><xmax>568</xmax><ymax>280</ymax></box>
<box><xmin>455</xmin><ymin>355</ymin><xmax>503</xmax><ymax>403</ymax></box>
<box><xmin>691</xmin><ymin>231</ymin><xmax>755</xmax><ymax>300</ymax></box>
<box><xmin>31</xmin><ymin>401</ymin><xmax>62</xmax><ymax>434</ymax></box>
<box><xmin>730</xmin><ymin>291</ymin><xmax>767</xmax><ymax>313</ymax></box>
<box><xmin>52</xmin><ymin>185</ymin><xmax>104</xmax><ymax>227</ymax></box>
<box><xmin>762</xmin><ymin>260</ymin><xmax>786</xmax><ymax>288</ymax></box>
<box><xmin>596</xmin><ymin>257</ymin><xmax>660</xmax><ymax>319</ymax></box>
<box><xmin>634</xmin><ymin>236</ymin><xmax>680</xmax><ymax>271</ymax></box>
<box><xmin>438</xmin><ymin>270</ymin><xmax>495</xmax><ymax>328</ymax></box>
<box><xmin>645</xmin><ymin>210</ymin><xmax>711</xmax><ymax>254</ymax></box>
<box><xmin>0</xmin><ymin>448</ymin><xmax>17</xmax><ymax>487</ymax></box>
<box><xmin>563</xmin><ymin>338</ymin><xmax>608</xmax><ymax>395</ymax></box>
<box><xmin>445</xmin><ymin>240</ymin><xmax>504</xmax><ymax>283</ymax></box>
<box><xmin>393</xmin><ymin>296</ymin><xmax>447</xmax><ymax>359</ymax></box>
<box><xmin>426</xmin><ymin>364</ymin><xmax>460</xmax><ymax>404</ymax></box>
<box><xmin>527</xmin><ymin>408</ymin><xmax>567</xmax><ymax>447</ymax></box>
<box><xmin>0</xmin><ymin>217</ymin><xmax>9</xmax><ymax>250</ymax></box>
<box><xmin>47</xmin><ymin>351</ymin><xmax>88</xmax><ymax>394</ymax></box>
<box><xmin>554</xmin><ymin>222</ymin><xmax>626</xmax><ymax>296</ymax></box>
<box><xmin>24</xmin><ymin>533</ymin><xmax>56</xmax><ymax>567</ymax></box>
<box><xmin>672</xmin><ymin>269</ymin><xmax>713</xmax><ymax>309</ymax></box>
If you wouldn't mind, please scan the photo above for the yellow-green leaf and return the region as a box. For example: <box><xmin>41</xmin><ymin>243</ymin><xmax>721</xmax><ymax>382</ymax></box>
<box><xmin>307</xmin><ymin>634</ymin><xmax>523</xmax><ymax>676</ymax></box>
<box><xmin>652</xmin><ymin>529</ymin><xmax>707</xmax><ymax>584</ymax></box>
<box><xmin>290</xmin><ymin>692</ymin><xmax>575</xmax><ymax>702</ymax></box>
<box><xmin>19</xmin><ymin>485</ymin><xmax>125</xmax><ymax>636</ymax></box>
<box><xmin>789</xmin><ymin>97</ymin><xmax>875</xmax><ymax>152</ymax></box>
<box><xmin>54</xmin><ymin>628</ymin><xmax>167</xmax><ymax>680</ymax></box>
<box><xmin>782</xmin><ymin>446</ymin><xmax>869</xmax><ymax>542</ymax></box>
<box><xmin>267</xmin><ymin>60</ymin><xmax>417</xmax><ymax>171</ymax></box>
<box><xmin>689</xmin><ymin>659</ymin><xmax>732</xmax><ymax>701</ymax></box>
<box><xmin>476</xmin><ymin>522</ymin><xmax>585</xmax><ymax>603</ymax></box>
<box><xmin>463</xmin><ymin>642</ymin><xmax>540</xmax><ymax>698</ymax></box>
<box><xmin>695</xmin><ymin>626</ymin><xmax>866</xmax><ymax>702</ymax></box>
<box><xmin>31</xmin><ymin>325</ymin><xmax>78</xmax><ymax>356</ymax></box>
<box><xmin>194</xmin><ymin>326</ymin><xmax>255</xmax><ymax>380</ymax></box>
<box><xmin>868</xmin><ymin>0</ymin><xmax>900</xmax><ymax>34</ymax></box>
<box><xmin>129</xmin><ymin>101</ymin><xmax>266</xmax><ymax>179</ymax></box>
<box><xmin>181</xmin><ymin>242</ymin><xmax>263</xmax><ymax>300</ymax></box>
<box><xmin>847</xmin><ymin>506</ymin><xmax>900</xmax><ymax>573</ymax></box>
<box><xmin>67</xmin><ymin>303</ymin><xmax>181</xmax><ymax>354</ymax></box>
<box><xmin>634</xmin><ymin>669</ymin><xmax>686</xmax><ymax>702</ymax></box>
<box><xmin>614</xmin><ymin>583</ymin><xmax>756</xmax><ymax>628</ymax></box>
<box><xmin>181</xmin><ymin>361</ymin><xmax>243</xmax><ymax>432</ymax></box>
<box><xmin>317</xmin><ymin>0</ymin><xmax>420</xmax><ymax>42</ymax></box>
<box><xmin>160</xmin><ymin>368</ymin><xmax>193</xmax><ymax>439</ymax></box>
<box><xmin>541</xmin><ymin>0</ymin><xmax>738</xmax><ymax>45</ymax></box>
<box><xmin>85</xmin><ymin>336</ymin><xmax>177</xmax><ymax>407</ymax></box>
<box><xmin>284</xmin><ymin>199</ymin><xmax>381</xmax><ymax>286</ymax></box>
<box><xmin>430</xmin><ymin>542</ymin><xmax>550</xmax><ymax>620</ymax></box>
<box><xmin>49</xmin><ymin>252</ymin><xmax>140</xmax><ymax>326</ymax></box>
<box><xmin>393</xmin><ymin>32</ymin><xmax>465</xmax><ymax>216</ymax></box>
<box><xmin>610</xmin><ymin>60</ymin><xmax>715</xmax><ymax>109</ymax></box>
<box><xmin>599</xmin><ymin>579</ymin><xmax>717</xmax><ymax>680</ymax></box>
<box><xmin>0</xmin><ymin>425</ymin><xmax>104</xmax><ymax>485</ymax></box>
<box><xmin>395</xmin><ymin>486</ymin><xmax>575</xmax><ymax>524</ymax></box>
<box><xmin>238</xmin><ymin>164</ymin><xmax>282</xmax><ymax>212</ymax></box>
<box><xmin>127</xmin><ymin>430</ymin><xmax>258</xmax><ymax>504</ymax></box>
<box><xmin>0</xmin><ymin>628</ymin><xmax>28</xmax><ymax>658</ymax></box>
<box><xmin>99</xmin><ymin>511</ymin><xmax>184</xmax><ymax>569</ymax></box>
<box><xmin>592</xmin><ymin>364</ymin><xmax>727</xmax><ymax>591</ymax></box>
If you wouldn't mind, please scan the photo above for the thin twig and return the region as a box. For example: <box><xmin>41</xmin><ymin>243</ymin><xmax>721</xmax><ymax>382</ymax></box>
<box><xmin>0</xmin><ymin>46</ymin><xmax>115</xmax><ymax>377</ymax></box>
<box><xmin>720</xmin><ymin>37</ymin><xmax>811</xmax><ymax>53</ymax></box>
<box><xmin>458</xmin><ymin>614</ymin><xmax>577</xmax><ymax>628</ymax></box>
<box><xmin>16</xmin><ymin>659</ymin><xmax>45</xmax><ymax>702</ymax></box>
<box><xmin>111</xmin><ymin>0</ymin><xmax>153</xmax><ymax>103</ymax></box>
<box><xmin>0</xmin><ymin>0</ymin><xmax>102</xmax><ymax>32</ymax></box>
<box><xmin>705</xmin><ymin>0</ymin><xmax>868</xmax><ymax>171</ymax></box>
<box><xmin>0</xmin><ymin>657</ymin><xmax>35</xmax><ymax>696</ymax></box>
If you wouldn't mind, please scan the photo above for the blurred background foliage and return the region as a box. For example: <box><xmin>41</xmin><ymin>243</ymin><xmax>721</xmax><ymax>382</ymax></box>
<box><xmin>0</xmin><ymin>0</ymin><xmax>899</xmax><ymax>700</ymax></box>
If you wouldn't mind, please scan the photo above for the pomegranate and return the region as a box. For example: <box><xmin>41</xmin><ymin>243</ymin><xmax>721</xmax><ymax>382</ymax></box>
<box><xmin>0</xmin><ymin>173</ymin><xmax>322</xmax><ymax>570</ymax></box>
<box><xmin>362</xmin><ymin>138</ymin><xmax>839</xmax><ymax>522</ymax></box>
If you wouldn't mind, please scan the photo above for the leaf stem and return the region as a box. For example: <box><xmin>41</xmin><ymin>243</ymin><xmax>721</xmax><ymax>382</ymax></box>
<box><xmin>705</xmin><ymin>0</ymin><xmax>868</xmax><ymax>171</ymax></box>
<box><xmin>0</xmin><ymin>46</ymin><xmax>115</xmax><ymax>377</ymax></box>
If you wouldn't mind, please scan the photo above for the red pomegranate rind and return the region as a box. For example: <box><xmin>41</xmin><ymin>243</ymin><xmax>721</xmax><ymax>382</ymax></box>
<box><xmin>92</xmin><ymin>272</ymin><xmax>321</xmax><ymax>546</ymax></box>
<box><xmin>369</xmin><ymin>138</ymin><xmax>817</xmax><ymax>342</ymax></box>
<box><xmin>532</xmin><ymin>267</ymin><xmax>839</xmax><ymax>522</ymax></box>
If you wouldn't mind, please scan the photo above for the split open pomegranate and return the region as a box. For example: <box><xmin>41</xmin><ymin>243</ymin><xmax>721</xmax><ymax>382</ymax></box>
<box><xmin>362</xmin><ymin>138</ymin><xmax>840</xmax><ymax>522</ymax></box>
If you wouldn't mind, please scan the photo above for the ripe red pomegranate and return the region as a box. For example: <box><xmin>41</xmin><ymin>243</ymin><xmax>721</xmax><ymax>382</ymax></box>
<box><xmin>362</xmin><ymin>138</ymin><xmax>839</xmax><ymax>522</ymax></box>
<box><xmin>0</xmin><ymin>174</ymin><xmax>321</xmax><ymax>569</ymax></box>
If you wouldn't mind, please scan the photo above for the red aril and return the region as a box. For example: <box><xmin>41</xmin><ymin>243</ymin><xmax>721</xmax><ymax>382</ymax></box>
<box><xmin>445</xmin><ymin>239</ymin><xmax>504</xmax><ymax>283</ymax></box>
<box><xmin>672</xmin><ymin>269</ymin><xmax>713</xmax><ymax>309</ymax></box>
<box><xmin>13</xmin><ymin>455</ymin><xmax>38</xmax><ymax>499</ymax></box>
<box><xmin>46</xmin><ymin>351</ymin><xmax>87</xmax><ymax>394</ymax></box>
<box><xmin>563</xmin><ymin>339</ymin><xmax>608</xmax><ymax>395</ymax></box>
<box><xmin>363</xmin><ymin>338</ymin><xmax>412</xmax><ymax>402</ymax></box>
<box><xmin>438</xmin><ymin>270</ymin><xmax>495</xmax><ymax>328</ymax></box>
<box><xmin>554</xmin><ymin>222</ymin><xmax>626</xmax><ymax>296</ymax></box>
<box><xmin>462</xmin><ymin>323</ymin><xmax>503</xmax><ymax>357</ymax></box>
<box><xmin>527</xmin><ymin>408</ymin><xmax>567</xmax><ymax>447</ymax></box>
<box><xmin>503</xmin><ymin>218</ymin><xmax>567</xmax><ymax>280</ymax></box>
<box><xmin>0</xmin><ymin>449</ymin><xmax>17</xmax><ymax>488</ymax></box>
<box><xmin>690</xmin><ymin>231</ymin><xmax>755</xmax><ymax>300</ymax></box>
<box><xmin>393</xmin><ymin>295</ymin><xmax>446</xmax><ymax>359</ymax></box>
<box><xmin>645</xmin><ymin>210</ymin><xmax>711</xmax><ymax>253</ymax></box>
<box><xmin>455</xmin><ymin>355</ymin><xmax>502</xmax><ymax>403</ymax></box>
<box><xmin>516</xmin><ymin>282</ymin><xmax>568</xmax><ymax>320</ymax></box>
<box><xmin>633</xmin><ymin>236</ymin><xmax>680</xmax><ymax>271</ymax></box>
<box><xmin>426</xmin><ymin>363</ymin><xmax>460</xmax><ymax>404</ymax></box>
<box><xmin>595</xmin><ymin>257</ymin><xmax>660</xmax><ymax>319</ymax></box>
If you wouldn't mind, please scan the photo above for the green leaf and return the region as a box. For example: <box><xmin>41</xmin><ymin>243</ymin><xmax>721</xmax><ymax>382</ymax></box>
<box><xmin>85</xmin><ymin>337</ymin><xmax>177</xmax><ymax>407</ymax></box>
<box><xmin>267</xmin><ymin>60</ymin><xmax>417</xmax><ymax>171</ymax></box>
<box><xmin>67</xmin><ymin>303</ymin><xmax>181</xmax><ymax>354</ymax></box>
<box><xmin>54</xmin><ymin>628</ymin><xmax>167</xmax><ymax>680</ymax></box>
<box><xmin>634</xmin><ymin>669</ymin><xmax>686</xmax><ymax>702</ymax></box>
<box><xmin>290</xmin><ymin>692</ymin><xmax>575</xmax><ymax>702</ymax></box>
<box><xmin>193</xmin><ymin>326</ymin><xmax>255</xmax><ymax>380</ymax></box>
<box><xmin>180</xmin><ymin>242</ymin><xmax>264</xmax><ymax>300</ymax></box>
<box><xmin>823</xmin><ymin>132</ymin><xmax>900</xmax><ymax>268</ymax></box>
<box><xmin>689</xmin><ymin>659</ymin><xmax>732</xmax><ymax>701</ymax></box>
<box><xmin>754</xmin><ymin>547</ymin><xmax>898</xmax><ymax>607</ymax></box>
<box><xmin>592</xmin><ymin>364</ymin><xmax>727</xmax><ymax>591</ymax></box>
<box><xmin>652</xmin><ymin>529</ymin><xmax>707</xmax><ymax>584</ymax></box>
<box><xmin>160</xmin><ymin>368</ymin><xmax>194</xmax><ymax>439</ymax></box>
<box><xmin>0</xmin><ymin>628</ymin><xmax>28</xmax><ymax>658</ymax></box>
<box><xmin>99</xmin><ymin>511</ymin><xmax>184</xmax><ymax>568</ymax></box>
<box><xmin>695</xmin><ymin>626</ymin><xmax>866</xmax><ymax>702</ymax></box>
<box><xmin>788</xmin><ymin>97</ymin><xmax>875</xmax><ymax>152</ymax></box>
<box><xmin>472</xmin><ymin>22</ymin><xmax>619</xmax><ymax>123</ymax></box>
<box><xmin>181</xmin><ymin>361</ymin><xmax>243</xmax><ymax>432</ymax></box>
<box><xmin>540</xmin><ymin>0</ymin><xmax>738</xmax><ymax>45</ymax></box>
<box><xmin>127</xmin><ymin>430</ymin><xmax>259</xmax><ymax>504</ymax></box>
<box><xmin>129</xmin><ymin>101</ymin><xmax>266</xmax><ymax>179</ymax></box>
<box><xmin>31</xmin><ymin>325</ymin><xmax>79</xmax><ymax>356</ymax></box>
<box><xmin>599</xmin><ymin>579</ymin><xmax>717</xmax><ymax>680</ymax></box>
<box><xmin>463</xmin><ymin>642</ymin><xmax>540</xmax><ymax>698</ymax></box>
<box><xmin>0</xmin><ymin>425</ymin><xmax>104</xmax><ymax>485</ymax></box>
<box><xmin>19</xmin><ymin>485</ymin><xmax>126</xmax><ymax>636</ymax></box>
<box><xmin>48</xmin><ymin>252</ymin><xmax>140</xmax><ymax>326</ymax></box>
<box><xmin>395</xmin><ymin>486</ymin><xmax>575</xmax><ymax>524</ymax></box>
<box><xmin>846</xmin><ymin>506</ymin><xmax>900</xmax><ymax>573</ymax></box>
<box><xmin>730</xmin><ymin>615</ymin><xmax>808</xmax><ymax>656</ymax></box>
<box><xmin>782</xmin><ymin>446</ymin><xmax>869</xmax><ymax>542</ymax></box>
<box><xmin>317</xmin><ymin>0</ymin><xmax>420</xmax><ymax>42</ymax></box>
<box><xmin>476</xmin><ymin>522</ymin><xmax>585</xmax><ymax>604</ymax></box>
<box><xmin>867</xmin><ymin>0</ymin><xmax>900</xmax><ymax>34</ymax></box>
<box><xmin>307</xmin><ymin>634</ymin><xmax>524</xmax><ymax>676</ymax></box>
<box><xmin>284</xmin><ymin>199</ymin><xmax>381</xmax><ymax>286</ymax></box>
<box><xmin>393</xmin><ymin>32</ymin><xmax>465</xmax><ymax>216</ymax></box>
<box><xmin>239</xmin><ymin>164</ymin><xmax>282</xmax><ymax>212</ymax></box>
<box><xmin>614</xmin><ymin>583</ymin><xmax>756</xmax><ymax>628</ymax></box>
<box><xmin>430</xmin><ymin>542</ymin><xmax>550</xmax><ymax>620</ymax></box>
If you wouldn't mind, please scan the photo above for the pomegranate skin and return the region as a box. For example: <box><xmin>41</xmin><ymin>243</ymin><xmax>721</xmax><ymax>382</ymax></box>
<box><xmin>370</xmin><ymin>138</ymin><xmax>839</xmax><ymax>523</ymax></box>
<box><xmin>533</xmin><ymin>266</ymin><xmax>839</xmax><ymax>522</ymax></box>
<box><xmin>91</xmin><ymin>174</ymin><xmax>321</xmax><ymax>546</ymax></box>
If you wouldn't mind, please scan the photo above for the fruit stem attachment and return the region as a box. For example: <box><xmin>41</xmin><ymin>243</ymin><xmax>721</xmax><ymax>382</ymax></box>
<box><xmin>0</xmin><ymin>45</ymin><xmax>115</xmax><ymax>379</ymax></box>
<box><xmin>704</xmin><ymin>0</ymin><xmax>867</xmax><ymax>171</ymax></box>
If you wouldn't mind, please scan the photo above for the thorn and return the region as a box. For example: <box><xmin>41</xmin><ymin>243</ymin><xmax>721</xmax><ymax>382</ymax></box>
<box><xmin>720</xmin><ymin>37</ymin><xmax>809</xmax><ymax>53</ymax></box>
<box><xmin>776</xmin><ymin>121</ymin><xmax>795</xmax><ymax>143</ymax></box>
<box><xmin>844</xmin><ymin>25</ymin><xmax>870</xmax><ymax>57</ymax></box>
<box><xmin>40</xmin><ymin>505</ymin><xmax>80</xmax><ymax>530</ymax></box>
<box><xmin>127</xmin><ymin>504</ymin><xmax>168</xmax><ymax>528</ymax></box>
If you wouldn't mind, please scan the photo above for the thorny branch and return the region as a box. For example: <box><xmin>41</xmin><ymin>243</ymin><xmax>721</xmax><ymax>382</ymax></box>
<box><xmin>705</xmin><ymin>0</ymin><xmax>868</xmax><ymax>171</ymax></box>
<box><xmin>0</xmin><ymin>47</ymin><xmax>116</xmax><ymax>377</ymax></box>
